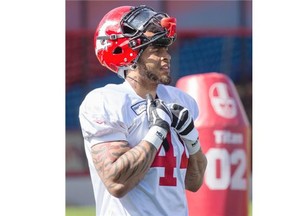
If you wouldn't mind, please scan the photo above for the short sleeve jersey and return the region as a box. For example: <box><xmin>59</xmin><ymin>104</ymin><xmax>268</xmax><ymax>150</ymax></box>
<box><xmin>79</xmin><ymin>80</ymin><xmax>199</xmax><ymax>216</ymax></box>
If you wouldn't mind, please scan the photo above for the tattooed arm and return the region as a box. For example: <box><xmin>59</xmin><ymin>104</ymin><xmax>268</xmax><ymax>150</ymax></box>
<box><xmin>89</xmin><ymin>94</ymin><xmax>172</xmax><ymax>198</ymax></box>
<box><xmin>185</xmin><ymin>148</ymin><xmax>207</xmax><ymax>192</ymax></box>
<box><xmin>91</xmin><ymin>140</ymin><xmax>158</xmax><ymax>198</ymax></box>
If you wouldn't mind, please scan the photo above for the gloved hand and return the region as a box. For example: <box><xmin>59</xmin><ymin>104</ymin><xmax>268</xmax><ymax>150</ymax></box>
<box><xmin>170</xmin><ymin>103</ymin><xmax>200</xmax><ymax>155</ymax></box>
<box><xmin>146</xmin><ymin>94</ymin><xmax>172</xmax><ymax>132</ymax></box>
<box><xmin>143</xmin><ymin>94</ymin><xmax>172</xmax><ymax>150</ymax></box>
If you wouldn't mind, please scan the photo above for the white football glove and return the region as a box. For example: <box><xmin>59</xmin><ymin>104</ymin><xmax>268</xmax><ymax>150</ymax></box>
<box><xmin>170</xmin><ymin>103</ymin><xmax>200</xmax><ymax>155</ymax></box>
<box><xmin>146</xmin><ymin>94</ymin><xmax>172</xmax><ymax>131</ymax></box>
<box><xmin>143</xmin><ymin>94</ymin><xmax>172</xmax><ymax>150</ymax></box>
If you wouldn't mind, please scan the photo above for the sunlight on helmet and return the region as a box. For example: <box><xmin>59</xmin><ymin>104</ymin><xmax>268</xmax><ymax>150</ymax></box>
<box><xmin>94</xmin><ymin>5</ymin><xmax>177</xmax><ymax>77</ymax></box>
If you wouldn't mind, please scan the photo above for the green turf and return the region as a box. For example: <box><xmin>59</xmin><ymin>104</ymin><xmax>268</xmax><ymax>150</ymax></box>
<box><xmin>66</xmin><ymin>206</ymin><xmax>95</xmax><ymax>216</ymax></box>
<box><xmin>66</xmin><ymin>202</ymin><xmax>252</xmax><ymax>216</ymax></box>
<box><xmin>249</xmin><ymin>202</ymin><xmax>252</xmax><ymax>216</ymax></box>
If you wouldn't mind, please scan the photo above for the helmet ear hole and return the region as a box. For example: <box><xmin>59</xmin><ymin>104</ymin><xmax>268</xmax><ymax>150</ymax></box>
<box><xmin>113</xmin><ymin>47</ymin><xmax>123</xmax><ymax>54</ymax></box>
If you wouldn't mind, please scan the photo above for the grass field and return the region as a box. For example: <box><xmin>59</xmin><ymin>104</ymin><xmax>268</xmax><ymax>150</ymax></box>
<box><xmin>66</xmin><ymin>203</ymin><xmax>252</xmax><ymax>216</ymax></box>
<box><xmin>66</xmin><ymin>206</ymin><xmax>95</xmax><ymax>216</ymax></box>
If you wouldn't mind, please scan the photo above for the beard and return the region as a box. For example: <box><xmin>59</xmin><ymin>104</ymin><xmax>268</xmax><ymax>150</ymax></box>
<box><xmin>139</xmin><ymin>65</ymin><xmax>172</xmax><ymax>85</ymax></box>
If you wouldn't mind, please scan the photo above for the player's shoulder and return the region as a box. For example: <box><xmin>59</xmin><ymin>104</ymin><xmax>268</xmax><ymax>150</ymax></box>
<box><xmin>81</xmin><ymin>81</ymin><xmax>140</xmax><ymax>110</ymax></box>
<box><xmin>159</xmin><ymin>84</ymin><xmax>197</xmax><ymax>104</ymax></box>
<box><xmin>158</xmin><ymin>84</ymin><xmax>199</xmax><ymax>118</ymax></box>
<box><xmin>84</xmin><ymin>82</ymin><xmax>127</xmax><ymax>101</ymax></box>
<box><xmin>162</xmin><ymin>85</ymin><xmax>184</xmax><ymax>94</ymax></box>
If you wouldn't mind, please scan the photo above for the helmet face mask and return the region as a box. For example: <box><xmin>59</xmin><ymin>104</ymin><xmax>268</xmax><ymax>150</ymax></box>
<box><xmin>94</xmin><ymin>5</ymin><xmax>176</xmax><ymax>77</ymax></box>
<box><xmin>121</xmin><ymin>6</ymin><xmax>166</xmax><ymax>36</ymax></box>
<box><xmin>138</xmin><ymin>30</ymin><xmax>176</xmax><ymax>49</ymax></box>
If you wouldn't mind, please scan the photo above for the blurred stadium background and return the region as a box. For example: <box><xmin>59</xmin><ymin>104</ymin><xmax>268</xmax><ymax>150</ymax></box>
<box><xmin>66</xmin><ymin>0</ymin><xmax>252</xmax><ymax>212</ymax></box>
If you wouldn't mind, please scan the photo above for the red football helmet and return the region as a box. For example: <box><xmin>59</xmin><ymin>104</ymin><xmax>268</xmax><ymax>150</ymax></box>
<box><xmin>94</xmin><ymin>5</ymin><xmax>177</xmax><ymax>77</ymax></box>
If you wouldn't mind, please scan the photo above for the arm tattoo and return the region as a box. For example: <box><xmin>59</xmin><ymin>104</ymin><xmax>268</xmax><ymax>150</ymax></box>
<box><xmin>185</xmin><ymin>149</ymin><xmax>207</xmax><ymax>191</ymax></box>
<box><xmin>91</xmin><ymin>140</ymin><xmax>157</xmax><ymax>194</ymax></box>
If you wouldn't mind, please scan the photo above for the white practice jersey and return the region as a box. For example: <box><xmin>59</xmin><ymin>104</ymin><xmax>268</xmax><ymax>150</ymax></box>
<box><xmin>79</xmin><ymin>80</ymin><xmax>199</xmax><ymax>216</ymax></box>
